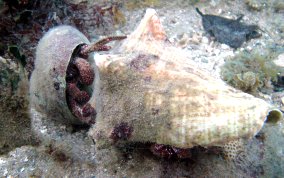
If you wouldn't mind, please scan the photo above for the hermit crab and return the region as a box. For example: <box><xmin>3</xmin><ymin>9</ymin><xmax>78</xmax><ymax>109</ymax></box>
<box><xmin>29</xmin><ymin>25</ymin><xmax>126</xmax><ymax>125</ymax></box>
<box><xmin>30</xmin><ymin>9</ymin><xmax>282</xmax><ymax>162</ymax></box>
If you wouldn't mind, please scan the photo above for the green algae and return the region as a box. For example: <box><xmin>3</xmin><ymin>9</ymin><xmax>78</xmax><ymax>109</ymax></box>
<box><xmin>221</xmin><ymin>49</ymin><xmax>284</xmax><ymax>94</ymax></box>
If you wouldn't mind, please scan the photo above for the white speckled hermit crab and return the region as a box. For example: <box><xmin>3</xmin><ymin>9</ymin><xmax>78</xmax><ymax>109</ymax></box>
<box><xmin>30</xmin><ymin>9</ymin><xmax>282</xmax><ymax>159</ymax></box>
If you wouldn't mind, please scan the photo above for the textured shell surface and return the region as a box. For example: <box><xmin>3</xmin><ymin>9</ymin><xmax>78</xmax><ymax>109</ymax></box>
<box><xmin>90</xmin><ymin>9</ymin><xmax>282</xmax><ymax>149</ymax></box>
<box><xmin>30</xmin><ymin>25</ymin><xmax>91</xmax><ymax>124</ymax></box>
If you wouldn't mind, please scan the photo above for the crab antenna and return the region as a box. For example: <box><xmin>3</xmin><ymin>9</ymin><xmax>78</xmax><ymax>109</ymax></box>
<box><xmin>80</xmin><ymin>36</ymin><xmax>127</xmax><ymax>55</ymax></box>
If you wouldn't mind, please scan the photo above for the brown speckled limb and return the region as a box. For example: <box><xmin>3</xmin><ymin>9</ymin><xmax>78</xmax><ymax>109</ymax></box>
<box><xmin>80</xmin><ymin>36</ymin><xmax>127</xmax><ymax>56</ymax></box>
<box><xmin>66</xmin><ymin>56</ymin><xmax>96</xmax><ymax>124</ymax></box>
<box><xmin>67</xmin><ymin>95</ymin><xmax>96</xmax><ymax>125</ymax></box>
<box><xmin>67</xmin><ymin>83</ymin><xmax>90</xmax><ymax>104</ymax></box>
<box><xmin>74</xmin><ymin>57</ymin><xmax>95</xmax><ymax>85</ymax></box>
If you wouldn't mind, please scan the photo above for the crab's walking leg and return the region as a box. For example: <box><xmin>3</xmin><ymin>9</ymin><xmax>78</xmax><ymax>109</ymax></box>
<box><xmin>66</xmin><ymin>57</ymin><xmax>96</xmax><ymax>124</ymax></box>
<box><xmin>80</xmin><ymin>36</ymin><xmax>127</xmax><ymax>56</ymax></box>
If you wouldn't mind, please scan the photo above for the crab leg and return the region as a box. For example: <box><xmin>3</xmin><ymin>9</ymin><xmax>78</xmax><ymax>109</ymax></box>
<box><xmin>66</xmin><ymin>35</ymin><xmax>127</xmax><ymax>124</ymax></box>
<box><xmin>80</xmin><ymin>36</ymin><xmax>127</xmax><ymax>55</ymax></box>
<box><xmin>66</xmin><ymin>57</ymin><xmax>96</xmax><ymax>124</ymax></box>
<box><xmin>74</xmin><ymin>57</ymin><xmax>95</xmax><ymax>85</ymax></box>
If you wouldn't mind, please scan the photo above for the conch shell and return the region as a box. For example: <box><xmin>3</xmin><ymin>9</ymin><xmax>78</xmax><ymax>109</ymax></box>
<box><xmin>89</xmin><ymin>9</ymin><xmax>282</xmax><ymax>149</ymax></box>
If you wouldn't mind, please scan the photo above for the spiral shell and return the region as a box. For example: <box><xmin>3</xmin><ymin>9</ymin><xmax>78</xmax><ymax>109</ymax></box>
<box><xmin>90</xmin><ymin>9</ymin><xmax>282</xmax><ymax>149</ymax></box>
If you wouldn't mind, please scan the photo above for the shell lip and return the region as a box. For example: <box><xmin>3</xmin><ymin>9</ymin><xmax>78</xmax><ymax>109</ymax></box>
<box><xmin>265</xmin><ymin>108</ymin><xmax>283</xmax><ymax>124</ymax></box>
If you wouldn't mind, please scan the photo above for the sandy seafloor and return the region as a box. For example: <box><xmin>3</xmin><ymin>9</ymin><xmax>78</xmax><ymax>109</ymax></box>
<box><xmin>1</xmin><ymin>0</ymin><xmax>284</xmax><ymax>177</ymax></box>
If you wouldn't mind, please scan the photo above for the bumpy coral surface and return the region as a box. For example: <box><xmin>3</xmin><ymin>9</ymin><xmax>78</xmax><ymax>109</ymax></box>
<box><xmin>222</xmin><ymin>139</ymin><xmax>245</xmax><ymax>160</ymax></box>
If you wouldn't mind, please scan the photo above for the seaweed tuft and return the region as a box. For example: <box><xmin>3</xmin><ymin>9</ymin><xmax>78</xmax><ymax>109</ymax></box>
<box><xmin>221</xmin><ymin>49</ymin><xmax>284</xmax><ymax>94</ymax></box>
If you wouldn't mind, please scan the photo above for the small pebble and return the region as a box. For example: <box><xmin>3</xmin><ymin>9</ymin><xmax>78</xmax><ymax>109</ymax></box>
<box><xmin>3</xmin><ymin>169</ymin><xmax>8</xmax><ymax>176</ymax></box>
<box><xmin>221</xmin><ymin>44</ymin><xmax>230</xmax><ymax>49</ymax></box>
<box><xmin>190</xmin><ymin>34</ymin><xmax>201</xmax><ymax>44</ymax></box>
<box><xmin>274</xmin><ymin>53</ymin><xmax>284</xmax><ymax>67</ymax></box>
<box><xmin>214</xmin><ymin>49</ymin><xmax>221</xmax><ymax>56</ymax></box>
<box><xmin>246</xmin><ymin>46</ymin><xmax>253</xmax><ymax>51</ymax></box>
<box><xmin>202</xmin><ymin>36</ymin><xmax>209</xmax><ymax>44</ymax></box>
<box><xmin>178</xmin><ymin>33</ymin><xmax>190</xmax><ymax>48</ymax></box>
<box><xmin>24</xmin><ymin>157</ymin><xmax>28</xmax><ymax>162</ymax></box>
<box><xmin>201</xmin><ymin>58</ymin><xmax>208</xmax><ymax>63</ymax></box>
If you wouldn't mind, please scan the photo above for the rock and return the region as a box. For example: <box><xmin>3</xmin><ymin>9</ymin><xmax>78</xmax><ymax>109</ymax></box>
<box><xmin>177</xmin><ymin>33</ymin><xmax>190</xmax><ymax>48</ymax></box>
<box><xmin>196</xmin><ymin>8</ymin><xmax>262</xmax><ymax>48</ymax></box>
<box><xmin>201</xmin><ymin>36</ymin><xmax>209</xmax><ymax>44</ymax></box>
<box><xmin>274</xmin><ymin>53</ymin><xmax>284</xmax><ymax>67</ymax></box>
<box><xmin>0</xmin><ymin>57</ymin><xmax>36</xmax><ymax>155</ymax></box>
<box><xmin>245</xmin><ymin>0</ymin><xmax>266</xmax><ymax>11</ymax></box>
<box><xmin>221</xmin><ymin>43</ymin><xmax>231</xmax><ymax>50</ymax></box>
<box><xmin>190</xmin><ymin>33</ymin><xmax>202</xmax><ymax>44</ymax></box>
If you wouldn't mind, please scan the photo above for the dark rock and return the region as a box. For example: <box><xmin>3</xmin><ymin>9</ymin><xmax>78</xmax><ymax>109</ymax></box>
<box><xmin>196</xmin><ymin>8</ymin><xmax>261</xmax><ymax>48</ymax></box>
